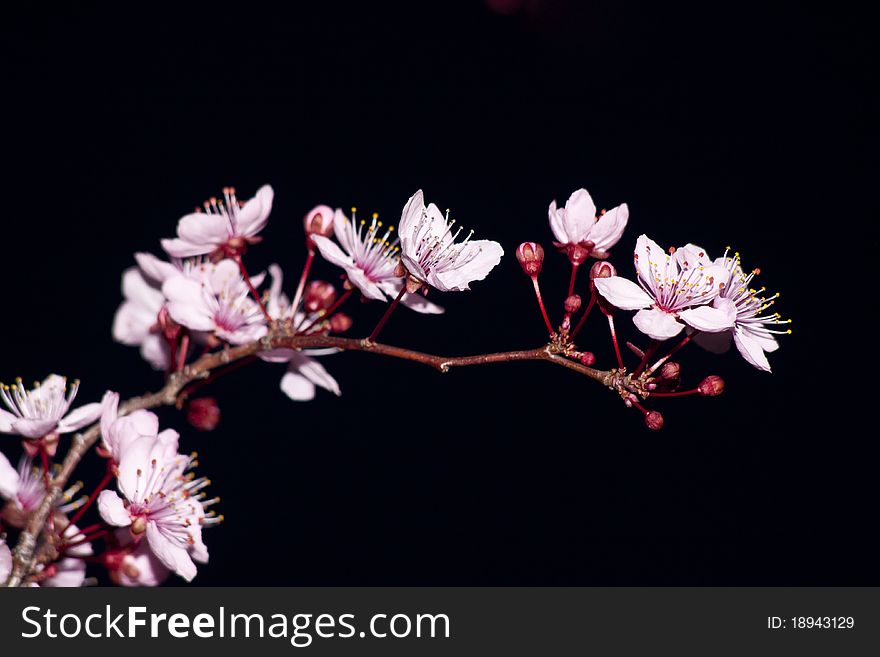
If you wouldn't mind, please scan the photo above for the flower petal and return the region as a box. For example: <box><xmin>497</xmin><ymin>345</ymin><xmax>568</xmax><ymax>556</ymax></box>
<box><xmin>634</xmin><ymin>234</ymin><xmax>671</xmax><ymax>291</ymax></box>
<box><xmin>593</xmin><ymin>276</ymin><xmax>653</xmax><ymax>310</ymax></box>
<box><xmin>0</xmin><ymin>451</ymin><xmax>20</xmax><ymax>499</ymax></box>
<box><xmin>380</xmin><ymin>280</ymin><xmax>445</xmax><ymax>314</ymax></box>
<box><xmin>121</xmin><ymin>267</ymin><xmax>164</xmax><ymax>312</ymax></box>
<box><xmin>140</xmin><ymin>335</ymin><xmax>171</xmax><ymax>371</ymax></box>
<box><xmin>312</xmin><ymin>235</ymin><xmax>355</xmax><ymax>270</ymax></box>
<box><xmin>0</xmin><ymin>540</ymin><xmax>12</xmax><ymax>582</ymax></box>
<box><xmin>235</xmin><ymin>184</ymin><xmax>273</xmax><ymax>237</ymax></box>
<box><xmin>0</xmin><ymin>408</ymin><xmax>18</xmax><ymax>433</ymax></box>
<box><xmin>134</xmin><ymin>252</ymin><xmax>179</xmax><ymax>284</ymax></box>
<box><xmin>346</xmin><ymin>267</ymin><xmax>387</xmax><ymax>301</ymax></box>
<box><xmin>430</xmin><ymin>240</ymin><xmax>504</xmax><ymax>292</ymax></box>
<box><xmin>589</xmin><ymin>203</ymin><xmax>629</xmax><ymax>255</ymax></box>
<box><xmin>563</xmin><ymin>188</ymin><xmax>597</xmax><ymax>243</ymax></box>
<box><xmin>733</xmin><ymin>326</ymin><xmax>772</xmax><ymax>372</ymax></box>
<box><xmin>98</xmin><ymin>490</ymin><xmax>132</xmax><ymax>527</ymax></box>
<box><xmin>632</xmin><ymin>308</ymin><xmax>685</xmax><ymax>340</ymax></box>
<box><xmin>162</xmin><ymin>277</ymin><xmax>215</xmax><ymax>331</ymax></box>
<box><xmin>11</xmin><ymin>418</ymin><xmax>58</xmax><ymax>439</ymax></box>
<box><xmin>288</xmin><ymin>353</ymin><xmax>341</xmax><ymax>397</ymax></box>
<box><xmin>679</xmin><ymin>298</ymin><xmax>737</xmax><ymax>333</ymax></box>
<box><xmin>160</xmin><ymin>238</ymin><xmax>210</xmax><ymax>258</ymax></box>
<box><xmin>398</xmin><ymin>189</ymin><xmax>425</xmax><ymax>237</ymax></box>
<box><xmin>146</xmin><ymin>522</ymin><xmax>197</xmax><ymax>582</ymax></box>
<box><xmin>57</xmin><ymin>402</ymin><xmax>103</xmax><ymax>434</ymax></box>
<box><xmin>176</xmin><ymin>212</ymin><xmax>229</xmax><ymax>246</ymax></box>
<box><xmin>547</xmin><ymin>200</ymin><xmax>568</xmax><ymax>244</ymax></box>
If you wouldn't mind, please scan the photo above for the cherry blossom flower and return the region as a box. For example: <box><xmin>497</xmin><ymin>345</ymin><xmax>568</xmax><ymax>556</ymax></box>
<box><xmin>0</xmin><ymin>375</ymin><xmax>102</xmax><ymax>442</ymax></box>
<box><xmin>397</xmin><ymin>190</ymin><xmax>504</xmax><ymax>293</ymax></box>
<box><xmin>593</xmin><ymin>235</ymin><xmax>735</xmax><ymax>340</ymax></box>
<box><xmin>260</xmin><ymin>265</ymin><xmax>341</xmax><ymax>401</ymax></box>
<box><xmin>162</xmin><ymin>259</ymin><xmax>268</xmax><ymax>345</ymax></box>
<box><xmin>97</xmin><ymin>434</ymin><xmax>213</xmax><ymax>583</ymax></box>
<box><xmin>112</xmin><ymin>267</ymin><xmax>171</xmax><ymax>371</ymax></box>
<box><xmin>692</xmin><ymin>249</ymin><xmax>791</xmax><ymax>372</ymax></box>
<box><xmin>0</xmin><ymin>538</ymin><xmax>11</xmax><ymax>583</ymax></box>
<box><xmin>548</xmin><ymin>188</ymin><xmax>629</xmax><ymax>263</ymax></box>
<box><xmin>41</xmin><ymin>525</ymin><xmax>92</xmax><ymax>587</ymax></box>
<box><xmin>99</xmin><ymin>391</ymin><xmax>178</xmax><ymax>463</ymax></box>
<box><xmin>313</xmin><ymin>208</ymin><xmax>444</xmax><ymax>313</ymax></box>
<box><xmin>107</xmin><ymin>529</ymin><xmax>171</xmax><ymax>587</ymax></box>
<box><xmin>1</xmin><ymin>453</ymin><xmax>86</xmax><ymax>527</ymax></box>
<box><xmin>0</xmin><ymin>450</ymin><xmax>16</xmax><ymax>500</ymax></box>
<box><xmin>161</xmin><ymin>185</ymin><xmax>274</xmax><ymax>259</ymax></box>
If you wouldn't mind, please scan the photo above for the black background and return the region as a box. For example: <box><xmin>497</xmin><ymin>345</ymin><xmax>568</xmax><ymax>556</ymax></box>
<box><xmin>0</xmin><ymin>1</ymin><xmax>875</xmax><ymax>585</ymax></box>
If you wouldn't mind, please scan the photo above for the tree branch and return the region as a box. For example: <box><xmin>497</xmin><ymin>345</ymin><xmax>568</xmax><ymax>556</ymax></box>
<box><xmin>4</xmin><ymin>330</ymin><xmax>612</xmax><ymax>586</ymax></box>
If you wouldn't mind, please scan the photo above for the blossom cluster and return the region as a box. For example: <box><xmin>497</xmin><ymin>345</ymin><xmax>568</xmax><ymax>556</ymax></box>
<box><xmin>1</xmin><ymin>181</ymin><xmax>787</xmax><ymax>587</ymax></box>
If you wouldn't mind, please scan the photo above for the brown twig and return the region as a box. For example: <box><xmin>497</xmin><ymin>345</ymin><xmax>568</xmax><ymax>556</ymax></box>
<box><xmin>4</xmin><ymin>331</ymin><xmax>611</xmax><ymax>587</ymax></box>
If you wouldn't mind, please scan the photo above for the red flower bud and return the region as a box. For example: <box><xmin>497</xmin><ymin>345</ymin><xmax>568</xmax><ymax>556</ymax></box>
<box><xmin>304</xmin><ymin>205</ymin><xmax>335</xmax><ymax>239</ymax></box>
<box><xmin>658</xmin><ymin>361</ymin><xmax>681</xmax><ymax>381</ymax></box>
<box><xmin>589</xmin><ymin>260</ymin><xmax>617</xmax><ymax>280</ymax></box>
<box><xmin>579</xmin><ymin>351</ymin><xmax>596</xmax><ymax>366</ymax></box>
<box><xmin>698</xmin><ymin>375</ymin><xmax>725</xmax><ymax>397</ymax></box>
<box><xmin>564</xmin><ymin>294</ymin><xmax>582</xmax><ymax>314</ymax></box>
<box><xmin>304</xmin><ymin>280</ymin><xmax>337</xmax><ymax>313</ymax></box>
<box><xmin>329</xmin><ymin>313</ymin><xmax>353</xmax><ymax>333</ymax></box>
<box><xmin>516</xmin><ymin>242</ymin><xmax>545</xmax><ymax>276</ymax></box>
<box><xmin>644</xmin><ymin>410</ymin><xmax>664</xmax><ymax>430</ymax></box>
<box><xmin>186</xmin><ymin>397</ymin><xmax>221</xmax><ymax>432</ymax></box>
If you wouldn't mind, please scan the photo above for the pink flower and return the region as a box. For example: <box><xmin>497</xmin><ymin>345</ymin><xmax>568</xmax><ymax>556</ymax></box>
<box><xmin>1</xmin><ymin>453</ymin><xmax>88</xmax><ymax>527</ymax></box>
<box><xmin>0</xmin><ymin>450</ymin><xmax>16</xmax><ymax>500</ymax></box>
<box><xmin>260</xmin><ymin>265</ymin><xmax>342</xmax><ymax>401</ymax></box>
<box><xmin>549</xmin><ymin>188</ymin><xmax>629</xmax><ymax>262</ymax></box>
<box><xmin>162</xmin><ymin>259</ymin><xmax>268</xmax><ymax>345</ymax></box>
<box><xmin>97</xmin><ymin>435</ymin><xmax>214</xmax><ymax>583</ymax></box>
<box><xmin>107</xmin><ymin>529</ymin><xmax>171</xmax><ymax>587</ymax></box>
<box><xmin>112</xmin><ymin>267</ymin><xmax>171</xmax><ymax>371</ymax></box>
<box><xmin>398</xmin><ymin>190</ymin><xmax>504</xmax><ymax>292</ymax></box>
<box><xmin>0</xmin><ymin>538</ymin><xmax>11</xmax><ymax>583</ymax></box>
<box><xmin>313</xmin><ymin>208</ymin><xmax>444</xmax><ymax>314</ymax></box>
<box><xmin>0</xmin><ymin>375</ymin><xmax>102</xmax><ymax>440</ymax></box>
<box><xmin>593</xmin><ymin>235</ymin><xmax>735</xmax><ymax>340</ymax></box>
<box><xmin>41</xmin><ymin>525</ymin><xmax>92</xmax><ymax>587</ymax></box>
<box><xmin>692</xmin><ymin>249</ymin><xmax>791</xmax><ymax>372</ymax></box>
<box><xmin>161</xmin><ymin>185</ymin><xmax>274</xmax><ymax>259</ymax></box>
<box><xmin>99</xmin><ymin>391</ymin><xmax>178</xmax><ymax>463</ymax></box>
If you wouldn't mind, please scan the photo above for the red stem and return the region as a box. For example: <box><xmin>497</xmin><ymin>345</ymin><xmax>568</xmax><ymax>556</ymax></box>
<box><xmin>570</xmin><ymin>293</ymin><xmax>596</xmax><ymax>339</ymax></box>
<box><xmin>176</xmin><ymin>333</ymin><xmax>190</xmax><ymax>372</ymax></box>
<box><xmin>650</xmin><ymin>388</ymin><xmax>700</xmax><ymax>398</ymax></box>
<box><xmin>290</xmin><ymin>250</ymin><xmax>315</xmax><ymax>316</ymax></box>
<box><xmin>607</xmin><ymin>314</ymin><xmax>625</xmax><ymax>370</ymax></box>
<box><xmin>633</xmin><ymin>339</ymin><xmax>659</xmax><ymax>378</ymax></box>
<box><xmin>368</xmin><ymin>286</ymin><xmax>406</xmax><ymax>343</ymax></box>
<box><xmin>67</xmin><ymin>470</ymin><xmax>114</xmax><ymax>528</ymax></box>
<box><xmin>567</xmin><ymin>262</ymin><xmax>580</xmax><ymax>297</ymax></box>
<box><xmin>531</xmin><ymin>276</ymin><xmax>556</xmax><ymax>336</ymax></box>
<box><xmin>647</xmin><ymin>333</ymin><xmax>693</xmax><ymax>375</ymax></box>
<box><xmin>63</xmin><ymin>529</ymin><xmax>108</xmax><ymax>550</ymax></box>
<box><xmin>235</xmin><ymin>255</ymin><xmax>271</xmax><ymax>321</ymax></box>
<box><xmin>298</xmin><ymin>288</ymin><xmax>353</xmax><ymax>334</ymax></box>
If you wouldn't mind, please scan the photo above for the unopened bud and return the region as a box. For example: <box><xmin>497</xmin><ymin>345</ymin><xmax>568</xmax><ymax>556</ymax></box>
<box><xmin>304</xmin><ymin>280</ymin><xmax>337</xmax><ymax>313</ymax></box>
<box><xmin>579</xmin><ymin>351</ymin><xmax>596</xmax><ymax>366</ymax></box>
<box><xmin>698</xmin><ymin>375</ymin><xmax>725</xmax><ymax>397</ymax></box>
<box><xmin>516</xmin><ymin>242</ymin><xmax>545</xmax><ymax>276</ymax></box>
<box><xmin>589</xmin><ymin>260</ymin><xmax>617</xmax><ymax>280</ymax></box>
<box><xmin>564</xmin><ymin>294</ymin><xmax>582</xmax><ymax>314</ymax></box>
<box><xmin>658</xmin><ymin>361</ymin><xmax>681</xmax><ymax>381</ymax></box>
<box><xmin>186</xmin><ymin>397</ymin><xmax>221</xmax><ymax>431</ymax></box>
<box><xmin>644</xmin><ymin>410</ymin><xmax>664</xmax><ymax>430</ymax></box>
<box><xmin>329</xmin><ymin>313</ymin><xmax>353</xmax><ymax>333</ymax></box>
<box><xmin>304</xmin><ymin>204</ymin><xmax>335</xmax><ymax>239</ymax></box>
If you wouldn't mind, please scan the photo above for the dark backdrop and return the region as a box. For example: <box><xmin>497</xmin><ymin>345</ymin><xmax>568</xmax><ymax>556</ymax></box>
<box><xmin>1</xmin><ymin>1</ymin><xmax>875</xmax><ymax>585</ymax></box>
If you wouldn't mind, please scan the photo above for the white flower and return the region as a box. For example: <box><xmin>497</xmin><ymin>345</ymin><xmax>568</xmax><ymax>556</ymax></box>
<box><xmin>112</xmin><ymin>267</ymin><xmax>170</xmax><ymax>371</ymax></box>
<box><xmin>692</xmin><ymin>249</ymin><xmax>791</xmax><ymax>372</ymax></box>
<box><xmin>161</xmin><ymin>185</ymin><xmax>274</xmax><ymax>259</ymax></box>
<box><xmin>593</xmin><ymin>235</ymin><xmax>735</xmax><ymax>340</ymax></box>
<box><xmin>549</xmin><ymin>188</ymin><xmax>629</xmax><ymax>259</ymax></box>
<box><xmin>0</xmin><ymin>452</ymin><xmax>88</xmax><ymax>527</ymax></box>
<box><xmin>397</xmin><ymin>190</ymin><xmax>504</xmax><ymax>292</ymax></box>
<box><xmin>313</xmin><ymin>208</ymin><xmax>443</xmax><ymax>314</ymax></box>
<box><xmin>0</xmin><ymin>375</ymin><xmax>102</xmax><ymax>440</ymax></box>
<box><xmin>162</xmin><ymin>259</ymin><xmax>268</xmax><ymax>345</ymax></box>
<box><xmin>260</xmin><ymin>265</ymin><xmax>341</xmax><ymax>401</ymax></box>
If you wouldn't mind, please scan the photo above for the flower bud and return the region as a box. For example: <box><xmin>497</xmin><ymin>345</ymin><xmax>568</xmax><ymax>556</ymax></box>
<box><xmin>579</xmin><ymin>351</ymin><xmax>596</xmax><ymax>366</ymax></box>
<box><xmin>186</xmin><ymin>397</ymin><xmax>221</xmax><ymax>432</ymax></box>
<box><xmin>304</xmin><ymin>205</ymin><xmax>334</xmax><ymax>239</ymax></box>
<box><xmin>589</xmin><ymin>260</ymin><xmax>617</xmax><ymax>280</ymax></box>
<box><xmin>516</xmin><ymin>242</ymin><xmax>544</xmax><ymax>276</ymax></box>
<box><xmin>304</xmin><ymin>280</ymin><xmax>337</xmax><ymax>313</ymax></box>
<box><xmin>329</xmin><ymin>312</ymin><xmax>353</xmax><ymax>333</ymax></box>
<box><xmin>698</xmin><ymin>375</ymin><xmax>725</xmax><ymax>397</ymax></box>
<box><xmin>658</xmin><ymin>361</ymin><xmax>681</xmax><ymax>381</ymax></box>
<box><xmin>644</xmin><ymin>410</ymin><xmax>664</xmax><ymax>430</ymax></box>
<box><xmin>564</xmin><ymin>294</ymin><xmax>582</xmax><ymax>314</ymax></box>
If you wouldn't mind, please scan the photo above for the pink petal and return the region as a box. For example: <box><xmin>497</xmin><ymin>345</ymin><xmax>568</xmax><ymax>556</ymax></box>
<box><xmin>632</xmin><ymin>308</ymin><xmax>685</xmax><ymax>340</ymax></box>
<box><xmin>146</xmin><ymin>522</ymin><xmax>197</xmax><ymax>582</ymax></box>
<box><xmin>11</xmin><ymin>418</ymin><xmax>58</xmax><ymax>439</ymax></box>
<box><xmin>346</xmin><ymin>267</ymin><xmax>387</xmax><ymax>301</ymax></box>
<box><xmin>160</xmin><ymin>237</ymin><xmax>211</xmax><ymax>258</ymax></box>
<box><xmin>398</xmin><ymin>189</ymin><xmax>425</xmax><ymax>237</ymax></box>
<box><xmin>280</xmin><ymin>371</ymin><xmax>316</xmax><ymax>401</ymax></box>
<box><xmin>679</xmin><ymin>298</ymin><xmax>737</xmax><ymax>333</ymax></box>
<box><xmin>734</xmin><ymin>327</ymin><xmax>772</xmax><ymax>372</ymax></box>
<box><xmin>134</xmin><ymin>252</ymin><xmax>179</xmax><ymax>284</ymax></box>
<box><xmin>121</xmin><ymin>267</ymin><xmax>164</xmax><ymax>312</ymax></box>
<box><xmin>332</xmin><ymin>209</ymin><xmax>356</xmax><ymax>254</ymax></box>
<box><xmin>0</xmin><ymin>451</ymin><xmax>20</xmax><ymax>499</ymax></box>
<box><xmin>140</xmin><ymin>335</ymin><xmax>171</xmax><ymax>371</ymax></box>
<box><xmin>115</xmin><ymin>535</ymin><xmax>171</xmax><ymax>587</ymax></box>
<box><xmin>563</xmin><ymin>188</ymin><xmax>596</xmax><ymax>243</ymax></box>
<box><xmin>0</xmin><ymin>408</ymin><xmax>17</xmax><ymax>433</ymax></box>
<box><xmin>547</xmin><ymin>200</ymin><xmax>568</xmax><ymax>244</ymax></box>
<box><xmin>399</xmin><ymin>252</ymin><xmax>429</xmax><ymax>283</ymax></box>
<box><xmin>589</xmin><ymin>203</ymin><xmax>629</xmax><ymax>254</ymax></box>
<box><xmin>312</xmin><ymin>235</ymin><xmax>355</xmax><ymax>269</ymax></box>
<box><xmin>593</xmin><ymin>276</ymin><xmax>653</xmax><ymax>310</ymax></box>
<box><xmin>177</xmin><ymin>212</ymin><xmax>229</xmax><ymax>246</ymax></box>
<box><xmin>236</xmin><ymin>184</ymin><xmax>274</xmax><ymax>237</ymax></box>
<box><xmin>0</xmin><ymin>541</ymin><xmax>12</xmax><ymax>582</ymax></box>
<box><xmin>162</xmin><ymin>277</ymin><xmax>215</xmax><ymax>331</ymax></box>
<box><xmin>430</xmin><ymin>240</ymin><xmax>504</xmax><ymax>292</ymax></box>
<box><xmin>288</xmin><ymin>353</ymin><xmax>341</xmax><ymax>397</ymax></box>
<box><xmin>112</xmin><ymin>300</ymin><xmax>156</xmax><ymax>345</ymax></box>
<box><xmin>57</xmin><ymin>402</ymin><xmax>103</xmax><ymax>434</ymax></box>
<box><xmin>634</xmin><ymin>234</ymin><xmax>669</xmax><ymax>290</ymax></box>
<box><xmin>98</xmin><ymin>490</ymin><xmax>132</xmax><ymax>527</ymax></box>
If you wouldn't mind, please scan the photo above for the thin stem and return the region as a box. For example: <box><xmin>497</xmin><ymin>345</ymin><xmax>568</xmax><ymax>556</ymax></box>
<box><xmin>289</xmin><ymin>250</ymin><xmax>315</xmax><ymax>317</ymax></box>
<box><xmin>176</xmin><ymin>333</ymin><xmax>190</xmax><ymax>373</ymax></box>
<box><xmin>67</xmin><ymin>470</ymin><xmax>114</xmax><ymax>528</ymax></box>
<box><xmin>647</xmin><ymin>334</ymin><xmax>693</xmax><ymax>375</ymax></box>
<box><xmin>633</xmin><ymin>339</ymin><xmax>659</xmax><ymax>378</ymax></box>
<box><xmin>567</xmin><ymin>262</ymin><xmax>580</xmax><ymax>297</ymax></box>
<box><xmin>649</xmin><ymin>388</ymin><xmax>699</xmax><ymax>398</ymax></box>
<box><xmin>531</xmin><ymin>276</ymin><xmax>555</xmax><ymax>336</ymax></box>
<box><xmin>298</xmin><ymin>288</ymin><xmax>353</xmax><ymax>335</ymax></box>
<box><xmin>368</xmin><ymin>286</ymin><xmax>405</xmax><ymax>343</ymax></box>
<box><xmin>235</xmin><ymin>255</ymin><xmax>271</xmax><ymax>321</ymax></box>
<box><xmin>607</xmin><ymin>314</ymin><xmax>625</xmax><ymax>370</ymax></box>
<box><xmin>570</xmin><ymin>293</ymin><xmax>596</xmax><ymax>339</ymax></box>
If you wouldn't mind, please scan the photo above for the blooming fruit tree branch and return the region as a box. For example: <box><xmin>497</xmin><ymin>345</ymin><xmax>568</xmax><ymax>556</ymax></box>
<box><xmin>1</xmin><ymin>186</ymin><xmax>790</xmax><ymax>587</ymax></box>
